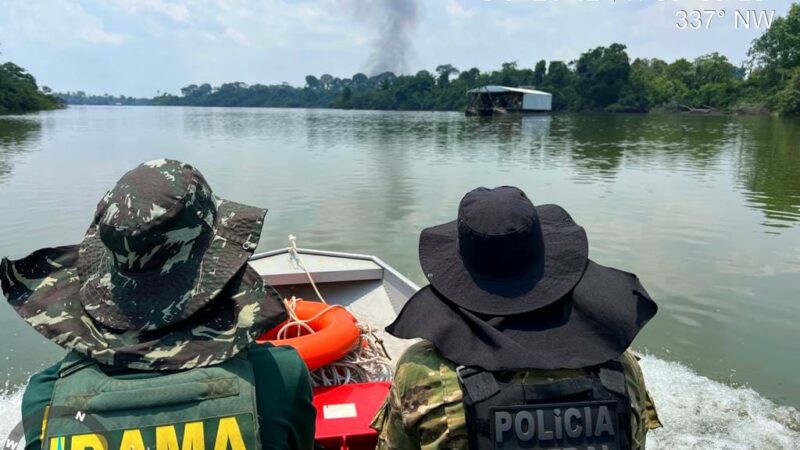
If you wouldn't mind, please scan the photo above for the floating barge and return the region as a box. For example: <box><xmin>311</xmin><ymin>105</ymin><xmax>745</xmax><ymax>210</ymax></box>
<box><xmin>466</xmin><ymin>85</ymin><xmax>552</xmax><ymax>116</ymax></box>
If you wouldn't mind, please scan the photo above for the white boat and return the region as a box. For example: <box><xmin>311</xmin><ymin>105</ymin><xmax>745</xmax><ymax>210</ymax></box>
<box><xmin>249</xmin><ymin>247</ymin><xmax>419</xmax><ymax>362</ymax></box>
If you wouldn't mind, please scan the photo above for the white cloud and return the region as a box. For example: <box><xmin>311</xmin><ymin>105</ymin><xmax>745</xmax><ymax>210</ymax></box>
<box><xmin>223</xmin><ymin>27</ymin><xmax>250</xmax><ymax>46</ymax></box>
<box><xmin>444</xmin><ymin>0</ymin><xmax>473</xmax><ymax>20</ymax></box>
<box><xmin>79</xmin><ymin>27</ymin><xmax>125</xmax><ymax>45</ymax></box>
<box><xmin>205</xmin><ymin>0</ymin><xmax>363</xmax><ymax>50</ymax></box>
<box><xmin>489</xmin><ymin>15</ymin><xmax>525</xmax><ymax>32</ymax></box>
<box><xmin>0</xmin><ymin>1</ymin><xmax>126</xmax><ymax>47</ymax></box>
<box><xmin>111</xmin><ymin>0</ymin><xmax>190</xmax><ymax>22</ymax></box>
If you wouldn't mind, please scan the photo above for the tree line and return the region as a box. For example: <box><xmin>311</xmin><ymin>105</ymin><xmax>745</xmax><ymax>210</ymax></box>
<box><xmin>57</xmin><ymin>91</ymin><xmax>151</xmax><ymax>106</ymax></box>
<box><xmin>0</xmin><ymin>62</ymin><xmax>62</xmax><ymax>113</ymax></box>
<box><xmin>44</xmin><ymin>3</ymin><xmax>800</xmax><ymax>117</ymax></box>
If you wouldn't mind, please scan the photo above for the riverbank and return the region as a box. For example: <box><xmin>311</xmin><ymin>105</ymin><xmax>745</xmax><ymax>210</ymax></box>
<box><xmin>648</xmin><ymin>104</ymin><xmax>773</xmax><ymax>116</ymax></box>
<box><xmin>0</xmin><ymin>62</ymin><xmax>62</xmax><ymax>114</ymax></box>
<box><xmin>55</xmin><ymin>101</ymin><xmax>785</xmax><ymax>118</ymax></box>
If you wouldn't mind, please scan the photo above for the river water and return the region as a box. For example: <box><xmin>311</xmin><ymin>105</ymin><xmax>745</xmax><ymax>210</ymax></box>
<box><xmin>0</xmin><ymin>106</ymin><xmax>798</xmax><ymax>447</ymax></box>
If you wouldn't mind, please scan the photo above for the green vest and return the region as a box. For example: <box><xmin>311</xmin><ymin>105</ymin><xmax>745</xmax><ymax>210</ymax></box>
<box><xmin>42</xmin><ymin>351</ymin><xmax>260</xmax><ymax>450</ymax></box>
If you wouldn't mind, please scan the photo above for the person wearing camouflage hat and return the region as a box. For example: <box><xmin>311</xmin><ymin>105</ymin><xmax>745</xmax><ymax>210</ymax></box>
<box><xmin>371</xmin><ymin>186</ymin><xmax>662</xmax><ymax>450</ymax></box>
<box><xmin>2</xmin><ymin>159</ymin><xmax>315</xmax><ymax>450</ymax></box>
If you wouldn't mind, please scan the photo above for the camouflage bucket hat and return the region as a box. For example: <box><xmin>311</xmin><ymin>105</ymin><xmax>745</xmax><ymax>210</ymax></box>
<box><xmin>0</xmin><ymin>159</ymin><xmax>287</xmax><ymax>370</ymax></box>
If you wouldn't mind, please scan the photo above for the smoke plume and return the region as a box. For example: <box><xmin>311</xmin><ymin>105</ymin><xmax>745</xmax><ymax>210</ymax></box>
<box><xmin>345</xmin><ymin>0</ymin><xmax>420</xmax><ymax>75</ymax></box>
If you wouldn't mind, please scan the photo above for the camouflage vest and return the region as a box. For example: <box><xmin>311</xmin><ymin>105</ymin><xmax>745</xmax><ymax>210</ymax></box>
<box><xmin>42</xmin><ymin>351</ymin><xmax>259</xmax><ymax>450</ymax></box>
<box><xmin>458</xmin><ymin>359</ymin><xmax>631</xmax><ymax>450</ymax></box>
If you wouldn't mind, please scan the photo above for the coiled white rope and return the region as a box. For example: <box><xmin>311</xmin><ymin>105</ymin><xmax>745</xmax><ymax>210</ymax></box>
<box><xmin>275</xmin><ymin>296</ymin><xmax>343</xmax><ymax>340</ymax></box>
<box><xmin>281</xmin><ymin>236</ymin><xmax>393</xmax><ymax>386</ymax></box>
<box><xmin>310</xmin><ymin>326</ymin><xmax>394</xmax><ymax>386</ymax></box>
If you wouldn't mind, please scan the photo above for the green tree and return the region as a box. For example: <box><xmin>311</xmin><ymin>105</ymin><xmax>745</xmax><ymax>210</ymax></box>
<box><xmin>0</xmin><ymin>62</ymin><xmax>62</xmax><ymax>113</ymax></box>
<box><xmin>435</xmin><ymin>64</ymin><xmax>459</xmax><ymax>86</ymax></box>
<box><xmin>542</xmin><ymin>61</ymin><xmax>577</xmax><ymax>111</ymax></box>
<box><xmin>667</xmin><ymin>58</ymin><xmax>696</xmax><ymax>89</ymax></box>
<box><xmin>329</xmin><ymin>77</ymin><xmax>344</xmax><ymax>91</ymax></box>
<box><xmin>501</xmin><ymin>61</ymin><xmax>518</xmax><ymax>71</ymax></box>
<box><xmin>533</xmin><ymin>60</ymin><xmax>546</xmax><ymax>86</ymax></box>
<box><xmin>372</xmin><ymin>72</ymin><xmax>397</xmax><ymax>90</ymax></box>
<box><xmin>748</xmin><ymin>3</ymin><xmax>800</xmax><ymax>81</ymax></box>
<box><xmin>305</xmin><ymin>75</ymin><xmax>320</xmax><ymax>90</ymax></box>
<box><xmin>694</xmin><ymin>53</ymin><xmax>738</xmax><ymax>85</ymax></box>
<box><xmin>342</xmin><ymin>86</ymin><xmax>353</xmax><ymax>103</ymax></box>
<box><xmin>574</xmin><ymin>43</ymin><xmax>631</xmax><ymax>110</ymax></box>
<box><xmin>196</xmin><ymin>83</ymin><xmax>212</xmax><ymax>96</ymax></box>
<box><xmin>610</xmin><ymin>58</ymin><xmax>672</xmax><ymax>112</ymax></box>
<box><xmin>352</xmin><ymin>73</ymin><xmax>368</xmax><ymax>88</ymax></box>
<box><xmin>775</xmin><ymin>67</ymin><xmax>800</xmax><ymax>115</ymax></box>
<box><xmin>458</xmin><ymin>67</ymin><xmax>481</xmax><ymax>85</ymax></box>
<box><xmin>181</xmin><ymin>84</ymin><xmax>199</xmax><ymax>96</ymax></box>
<box><xmin>692</xmin><ymin>53</ymin><xmax>741</xmax><ymax>107</ymax></box>
<box><xmin>319</xmin><ymin>74</ymin><xmax>333</xmax><ymax>90</ymax></box>
<box><xmin>747</xmin><ymin>4</ymin><xmax>800</xmax><ymax>109</ymax></box>
<box><xmin>413</xmin><ymin>70</ymin><xmax>435</xmax><ymax>91</ymax></box>
<box><xmin>1</xmin><ymin>62</ymin><xmax>36</xmax><ymax>86</ymax></box>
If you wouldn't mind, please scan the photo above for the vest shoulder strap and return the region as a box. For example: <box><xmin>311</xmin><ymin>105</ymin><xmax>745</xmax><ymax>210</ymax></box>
<box><xmin>599</xmin><ymin>359</ymin><xmax>628</xmax><ymax>397</ymax></box>
<box><xmin>457</xmin><ymin>366</ymin><xmax>500</xmax><ymax>404</ymax></box>
<box><xmin>57</xmin><ymin>351</ymin><xmax>96</xmax><ymax>378</ymax></box>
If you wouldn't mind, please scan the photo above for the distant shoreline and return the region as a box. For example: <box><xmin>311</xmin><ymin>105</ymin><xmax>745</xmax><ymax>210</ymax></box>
<box><xmin>50</xmin><ymin>102</ymin><xmax>780</xmax><ymax>118</ymax></box>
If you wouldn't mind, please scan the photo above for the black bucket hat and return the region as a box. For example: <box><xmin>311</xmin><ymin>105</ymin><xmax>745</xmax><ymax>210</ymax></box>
<box><xmin>1</xmin><ymin>159</ymin><xmax>287</xmax><ymax>370</ymax></box>
<box><xmin>419</xmin><ymin>186</ymin><xmax>588</xmax><ymax>315</ymax></box>
<box><xmin>387</xmin><ymin>186</ymin><xmax>657</xmax><ymax>369</ymax></box>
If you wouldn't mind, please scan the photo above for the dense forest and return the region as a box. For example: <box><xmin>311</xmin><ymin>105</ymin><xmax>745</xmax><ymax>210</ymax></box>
<box><xmin>0</xmin><ymin>62</ymin><xmax>62</xmax><ymax>113</ymax></box>
<box><xmin>151</xmin><ymin>4</ymin><xmax>800</xmax><ymax>116</ymax></box>
<box><xmin>71</xmin><ymin>4</ymin><xmax>800</xmax><ymax>116</ymax></box>
<box><xmin>57</xmin><ymin>92</ymin><xmax>151</xmax><ymax>106</ymax></box>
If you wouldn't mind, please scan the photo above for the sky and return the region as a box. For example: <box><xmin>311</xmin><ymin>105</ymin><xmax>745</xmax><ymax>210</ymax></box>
<box><xmin>0</xmin><ymin>0</ymin><xmax>792</xmax><ymax>97</ymax></box>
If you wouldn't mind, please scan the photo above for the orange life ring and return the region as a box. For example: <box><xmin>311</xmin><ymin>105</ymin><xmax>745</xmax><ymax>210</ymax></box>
<box><xmin>257</xmin><ymin>300</ymin><xmax>361</xmax><ymax>370</ymax></box>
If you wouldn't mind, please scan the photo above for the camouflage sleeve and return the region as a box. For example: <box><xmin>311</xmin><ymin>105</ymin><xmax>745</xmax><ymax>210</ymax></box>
<box><xmin>620</xmin><ymin>350</ymin><xmax>663</xmax><ymax>450</ymax></box>
<box><xmin>371</xmin><ymin>394</ymin><xmax>421</xmax><ymax>450</ymax></box>
<box><xmin>370</xmin><ymin>341</ymin><xmax>469</xmax><ymax>450</ymax></box>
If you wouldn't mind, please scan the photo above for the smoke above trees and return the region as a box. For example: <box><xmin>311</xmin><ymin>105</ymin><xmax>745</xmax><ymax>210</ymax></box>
<box><xmin>342</xmin><ymin>0</ymin><xmax>420</xmax><ymax>76</ymax></box>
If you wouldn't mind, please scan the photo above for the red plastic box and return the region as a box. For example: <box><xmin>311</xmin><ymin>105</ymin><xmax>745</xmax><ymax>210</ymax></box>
<box><xmin>313</xmin><ymin>382</ymin><xmax>391</xmax><ymax>450</ymax></box>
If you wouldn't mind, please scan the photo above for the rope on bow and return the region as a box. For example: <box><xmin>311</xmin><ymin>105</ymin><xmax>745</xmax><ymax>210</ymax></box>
<box><xmin>280</xmin><ymin>236</ymin><xmax>393</xmax><ymax>386</ymax></box>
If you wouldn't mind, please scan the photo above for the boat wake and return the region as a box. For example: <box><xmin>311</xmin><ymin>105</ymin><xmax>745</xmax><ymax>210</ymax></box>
<box><xmin>0</xmin><ymin>385</ymin><xmax>23</xmax><ymax>445</ymax></box>
<box><xmin>640</xmin><ymin>356</ymin><xmax>800</xmax><ymax>449</ymax></box>
<box><xmin>1</xmin><ymin>355</ymin><xmax>798</xmax><ymax>449</ymax></box>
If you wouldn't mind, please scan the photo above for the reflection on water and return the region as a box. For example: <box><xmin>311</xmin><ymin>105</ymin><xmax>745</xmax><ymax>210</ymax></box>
<box><xmin>0</xmin><ymin>119</ymin><xmax>41</xmax><ymax>183</ymax></box>
<box><xmin>0</xmin><ymin>107</ymin><xmax>798</xmax><ymax>414</ymax></box>
<box><xmin>559</xmin><ymin>114</ymin><xmax>733</xmax><ymax>180</ymax></box>
<box><xmin>734</xmin><ymin>117</ymin><xmax>800</xmax><ymax>227</ymax></box>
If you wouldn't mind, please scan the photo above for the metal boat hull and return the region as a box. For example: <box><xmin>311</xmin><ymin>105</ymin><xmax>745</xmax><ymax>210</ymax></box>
<box><xmin>249</xmin><ymin>247</ymin><xmax>420</xmax><ymax>359</ymax></box>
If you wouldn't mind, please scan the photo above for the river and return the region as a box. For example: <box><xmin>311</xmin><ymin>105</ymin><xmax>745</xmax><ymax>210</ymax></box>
<box><xmin>0</xmin><ymin>106</ymin><xmax>799</xmax><ymax>448</ymax></box>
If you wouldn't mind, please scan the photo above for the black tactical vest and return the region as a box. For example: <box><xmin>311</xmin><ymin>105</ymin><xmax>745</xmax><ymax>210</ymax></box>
<box><xmin>458</xmin><ymin>359</ymin><xmax>631</xmax><ymax>450</ymax></box>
